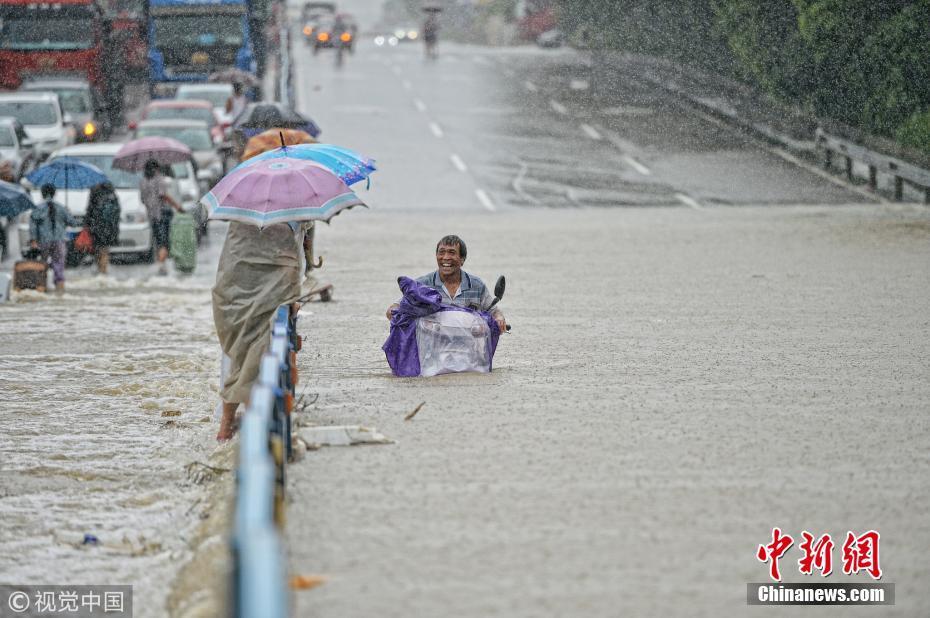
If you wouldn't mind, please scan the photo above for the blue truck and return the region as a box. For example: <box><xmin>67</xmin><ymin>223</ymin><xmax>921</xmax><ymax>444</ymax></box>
<box><xmin>145</xmin><ymin>0</ymin><xmax>262</xmax><ymax>97</ymax></box>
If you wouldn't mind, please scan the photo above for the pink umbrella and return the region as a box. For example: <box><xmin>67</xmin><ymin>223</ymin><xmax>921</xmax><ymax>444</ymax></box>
<box><xmin>201</xmin><ymin>158</ymin><xmax>366</xmax><ymax>227</ymax></box>
<box><xmin>112</xmin><ymin>137</ymin><xmax>192</xmax><ymax>172</ymax></box>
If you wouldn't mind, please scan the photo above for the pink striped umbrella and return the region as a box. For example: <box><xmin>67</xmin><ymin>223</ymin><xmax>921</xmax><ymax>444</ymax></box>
<box><xmin>112</xmin><ymin>137</ymin><xmax>192</xmax><ymax>172</ymax></box>
<box><xmin>201</xmin><ymin>158</ymin><xmax>366</xmax><ymax>227</ymax></box>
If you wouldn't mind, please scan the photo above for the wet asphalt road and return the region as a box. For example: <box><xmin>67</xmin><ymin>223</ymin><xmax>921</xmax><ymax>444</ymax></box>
<box><xmin>284</xmin><ymin>35</ymin><xmax>929</xmax><ymax>618</ymax></box>
<box><xmin>293</xmin><ymin>39</ymin><xmax>867</xmax><ymax>212</ymax></box>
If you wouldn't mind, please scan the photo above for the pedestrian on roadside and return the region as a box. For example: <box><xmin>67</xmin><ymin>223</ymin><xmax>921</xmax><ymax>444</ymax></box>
<box><xmin>85</xmin><ymin>181</ymin><xmax>121</xmax><ymax>275</ymax></box>
<box><xmin>29</xmin><ymin>184</ymin><xmax>78</xmax><ymax>293</ymax></box>
<box><xmin>212</xmin><ymin>221</ymin><xmax>306</xmax><ymax>441</ymax></box>
<box><xmin>140</xmin><ymin>159</ymin><xmax>182</xmax><ymax>275</ymax></box>
<box><xmin>0</xmin><ymin>159</ymin><xmax>14</xmax><ymax>261</ymax></box>
<box><xmin>225</xmin><ymin>82</ymin><xmax>247</xmax><ymax>121</ymax></box>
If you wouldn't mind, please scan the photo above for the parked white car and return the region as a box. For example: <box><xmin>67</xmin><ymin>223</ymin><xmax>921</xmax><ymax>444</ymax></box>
<box><xmin>17</xmin><ymin>143</ymin><xmax>152</xmax><ymax>261</ymax></box>
<box><xmin>0</xmin><ymin>93</ymin><xmax>74</xmax><ymax>161</ymax></box>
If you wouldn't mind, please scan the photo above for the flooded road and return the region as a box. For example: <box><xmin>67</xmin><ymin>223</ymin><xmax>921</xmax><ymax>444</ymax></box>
<box><xmin>0</xmin><ymin>229</ymin><xmax>229</xmax><ymax>617</ymax></box>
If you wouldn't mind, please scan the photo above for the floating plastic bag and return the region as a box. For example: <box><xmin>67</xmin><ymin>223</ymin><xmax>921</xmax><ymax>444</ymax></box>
<box><xmin>416</xmin><ymin>309</ymin><xmax>492</xmax><ymax>377</ymax></box>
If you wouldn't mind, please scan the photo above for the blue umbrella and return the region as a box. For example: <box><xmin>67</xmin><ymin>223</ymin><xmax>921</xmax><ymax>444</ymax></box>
<box><xmin>27</xmin><ymin>157</ymin><xmax>108</xmax><ymax>190</ymax></box>
<box><xmin>231</xmin><ymin>144</ymin><xmax>377</xmax><ymax>187</ymax></box>
<box><xmin>0</xmin><ymin>179</ymin><xmax>34</xmax><ymax>218</ymax></box>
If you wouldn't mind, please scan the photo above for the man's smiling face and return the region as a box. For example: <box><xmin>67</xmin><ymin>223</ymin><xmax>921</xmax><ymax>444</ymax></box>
<box><xmin>436</xmin><ymin>242</ymin><xmax>464</xmax><ymax>279</ymax></box>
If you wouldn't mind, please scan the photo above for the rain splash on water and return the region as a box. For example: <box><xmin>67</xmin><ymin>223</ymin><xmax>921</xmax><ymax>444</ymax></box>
<box><xmin>0</xmin><ymin>250</ymin><xmax>230</xmax><ymax>617</ymax></box>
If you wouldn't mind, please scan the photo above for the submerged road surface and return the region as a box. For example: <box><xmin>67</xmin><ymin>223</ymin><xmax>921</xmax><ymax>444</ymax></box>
<box><xmin>285</xmin><ymin>31</ymin><xmax>930</xmax><ymax>618</ymax></box>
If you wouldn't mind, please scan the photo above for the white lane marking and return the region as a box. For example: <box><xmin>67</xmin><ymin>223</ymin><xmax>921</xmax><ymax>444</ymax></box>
<box><xmin>414</xmin><ymin>98</ymin><xmax>427</xmax><ymax>112</ymax></box>
<box><xmin>524</xmin><ymin>81</ymin><xmax>538</xmax><ymax>92</ymax></box>
<box><xmin>402</xmin><ymin>79</ymin><xmax>412</xmax><ymax>90</ymax></box>
<box><xmin>475</xmin><ymin>189</ymin><xmax>496</xmax><ymax>212</ymax></box>
<box><xmin>549</xmin><ymin>99</ymin><xmax>568</xmax><ymax>115</ymax></box>
<box><xmin>622</xmin><ymin>155</ymin><xmax>651</xmax><ymax>176</ymax></box>
<box><xmin>511</xmin><ymin>160</ymin><xmax>541</xmax><ymax>206</ymax></box>
<box><xmin>675</xmin><ymin>193</ymin><xmax>704</xmax><ymax>210</ymax></box>
<box><xmin>580</xmin><ymin>123</ymin><xmax>602</xmax><ymax>140</ymax></box>
<box><xmin>450</xmin><ymin>154</ymin><xmax>468</xmax><ymax>173</ymax></box>
<box><xmin>569</xmin><ymin>79</ymin><xmax>589</xmax><ymax>91</ymax></box>
<box><xmin>429</xmin><ymin>122</ymin><xmax>444</xmax><ymax>138</ymax></box>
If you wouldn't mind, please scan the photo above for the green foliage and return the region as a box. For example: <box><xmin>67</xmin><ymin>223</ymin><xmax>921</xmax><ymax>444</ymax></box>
<box><xmin>895</xmin><ymin>109</ymin><xmax>930</xmax><ymax>157</ymax></box>
<box><xmin>557</xmin><ymin>0</ymin><xmax>930</xmax><ymax>149</ymax></box>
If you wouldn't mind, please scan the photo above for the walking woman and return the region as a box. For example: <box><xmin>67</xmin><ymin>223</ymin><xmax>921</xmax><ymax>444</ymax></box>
<box><xmin>140</xmin><ymin>159</ymin><xmax>182</xmax><ymax>275</ymax></box>
<box><xmin>85</xmin><ymin>181</ymin><xmax>121</xmax><ymax>274</ymax></box>
<box><xmin>29</xmin><ymin>184</ymin><xmax>78</xmax><ymax>293</ymax></box>
<box><xmin>212</xmin><ymin>222</ymin><xmax>305</xmax><ymax>441</ymax></box>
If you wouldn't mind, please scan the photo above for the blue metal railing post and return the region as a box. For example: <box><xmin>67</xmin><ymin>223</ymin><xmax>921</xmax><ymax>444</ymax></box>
<box><xmin>230</xmin><ymin>304</ymin><xmax>301</xmax><ymax>618</ymax></box>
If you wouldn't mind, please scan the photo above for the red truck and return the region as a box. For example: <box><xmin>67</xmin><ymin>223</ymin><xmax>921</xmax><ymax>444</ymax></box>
<box><xmin>0</xmin><ymin>0</ymin><xmax>110</xmax><ymax>93</ymax></box>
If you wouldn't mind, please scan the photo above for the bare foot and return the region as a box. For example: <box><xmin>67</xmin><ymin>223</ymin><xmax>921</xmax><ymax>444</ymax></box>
<box><xmin>216</xmin><ymin>422</ymin><xmax>238</xmax><ymax>442</ymax></box>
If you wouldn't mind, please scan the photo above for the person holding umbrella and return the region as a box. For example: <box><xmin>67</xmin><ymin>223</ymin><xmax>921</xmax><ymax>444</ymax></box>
<box><xmin>140</xmin><ymin>159</ymin><xmax>182</xmax><ymax>275</ymax></box>
<box><xmin>203</xmin><ymin>155</ymin><xmax>368</xmax><ymax>441</ymax></box>
<box><xmin>30</xmin><ymin>184</ymin><xmax>78</xmax><ymax>293</ymax></box>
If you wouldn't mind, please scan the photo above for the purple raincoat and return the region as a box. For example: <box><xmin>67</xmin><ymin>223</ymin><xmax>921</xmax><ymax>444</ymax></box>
<box><xmin>383</xmin><ymin>276</ymin><xmax>501</xmax><ymax>377</ymax></box>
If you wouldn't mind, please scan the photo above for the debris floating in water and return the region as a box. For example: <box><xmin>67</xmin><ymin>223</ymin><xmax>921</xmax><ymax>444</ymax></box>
<box><xmin>404</xmin><ymin>401</ymin><xmax>426</xmax><ymax>421</ymax></box>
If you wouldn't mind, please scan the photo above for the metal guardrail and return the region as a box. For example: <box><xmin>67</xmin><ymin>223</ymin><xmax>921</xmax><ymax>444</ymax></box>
<box><xmin>816</xmin><ymin>128</ymin><xmax>930</xmax><ymax>203</ymax></box>
<box><xmin>231</xmin><ymin>305</ymin><xmax>300</xmax><ymax>618</ymax></box>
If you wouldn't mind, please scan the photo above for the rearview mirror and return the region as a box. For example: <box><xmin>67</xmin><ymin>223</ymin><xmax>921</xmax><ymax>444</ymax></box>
<box><xmin>493</xmin><ymin>275</ymin><xmax>506</xmax><ymax>301</ymax></box>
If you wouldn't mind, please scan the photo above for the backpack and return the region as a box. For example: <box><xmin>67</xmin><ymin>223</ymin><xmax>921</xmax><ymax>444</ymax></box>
<box><xmin>99</xmin><ymin>192</ymin><xmax>121</xmax><ymax>226</ymax></box>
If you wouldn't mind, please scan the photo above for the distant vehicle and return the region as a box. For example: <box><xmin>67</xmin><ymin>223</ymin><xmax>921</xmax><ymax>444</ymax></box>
<box><xmin>174</xmin><ymin>83</ymin><xmax>234</xmax><ymax>127</ymax></box>
<box><xmin>144</xmin><ymin>0</ymin><xmax>257</xmax><ymax>97</ymax></box>
<box><xmin>0</xmin><ymin>116</ymin><xmax>35</xmax><ymax>180</ymax></box>
<box><xmin>392</xmin><ymin>27</ymin><xmax>420</xmax><ymax>43</ymax></box>
<box><xmin>0</xmin><ymin>0</ymin><xmax>114</xmax><ymax>109</ymax></box>
<box><xmin>535</xmin><ymin>28</ymin><xmax>563</xmax><ymax>48</ymax></box>
<box><xmin>311</xmin><ymin>16</ymin><xmax>337</xmax><ymax>53</ymax></box>
<box><xmin>313</xmin><ymin>14</ymin><xmax>356</xmax><ymax>56</ymax></box>
<box><xmin>16</xmin><ymin>142</ymin><xmax>152</xmax><ymax>262</ymax></box>
<box><xmin>301</xmin><ymin>1</ymin><xmax>335</xmax><ymax>21</ymax></box>
<box><xmin>135</xmin><ymin>100</ymin><xmax>223</xmax><ymax>144</ymax></box>
<box><xmin>515</xmin><ymin>0</ymin><xmax>556</xmax><ymax>43</ymax></box>
<box><xmin>20</xmin><ymin>78</ymin><xmax>104</xmax><ymax>143</ymax></box>
<box><xmin>0</xmin><ymin>93</ymin><xmax>74</xmax><ymax>161</ymax></box>
<box><xmin>134</xmin><ymin>118</ymin><xmax>222</xmax><ymax>186</ymax></box>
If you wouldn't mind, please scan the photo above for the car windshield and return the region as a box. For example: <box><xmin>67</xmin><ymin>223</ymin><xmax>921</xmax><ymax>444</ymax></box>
<box><xmin>154</xmin><ymin>15</ymin><xmax>242</xmax><ymax>48</ymax></box>
<box><xmin>136</xmin><ymin>126</ymin><xmax>212</xmax><ymax>151</ymax></box>
<box><xmin>0</xmin><ymin>127</ymin><xmax>15</xmax><ymax>147</ymax></box>
<box><xmin>147</xmin><ymin>107</ymin><xmax>214</xmax><ymax>126</ymax></box>
<box><xmin>0</xmin><ymin>102</ymin><xmax>57</xmax><ymax>125</ymax></box>
<box><xmin>0</xmin><ymin>16</ymin><xmax>95</xmax><ymax>50</ymax></box>
<box><xmin>169</xmin><ymin>163</ymin><xmax>190</xmax><ymax>179</ymax></box>
<box><xmin>176</xmin><ymin>88</ymin><xmax>230</xmax><ymax>109</ymax></box>
<box><xmin>51</xmin><ymin>154</ymin><xmax>141</xmax><ymax>189</ymax></box>
<box><xmin>51</xmin><ymin>89</ymin><xmax>93</xmax><ymax>114</ymax></box>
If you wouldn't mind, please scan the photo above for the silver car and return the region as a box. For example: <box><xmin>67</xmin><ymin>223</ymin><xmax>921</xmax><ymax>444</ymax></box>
<box><xmin>0</xmin><ymin>117</ymin><xmax>36</xmax><ymax>180</ymax></box>
<box><xmin>134</xmin><ymin>118</ymin><xmax>223</xmax><ymax>186</ymax></box>
<box><xmin>20</xmin><ymin>78</ymin><xmax>103</xmax><ymax>143</ymax></box>
<box><xmin>0</xmin><ymin>92</ymin><xmax>75</xmax><ymax>161</ymax></box>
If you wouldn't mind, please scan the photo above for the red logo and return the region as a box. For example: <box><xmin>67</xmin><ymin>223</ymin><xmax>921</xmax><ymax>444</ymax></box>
<box><xmin>758</xmin><ymin>529</ymin><xmax>882</xmax><ymax>581</ymax></box>
<box><xmin>756</xmin><ymin>528</ymin><xmax>794</xmax><ymax>582</ymax></box>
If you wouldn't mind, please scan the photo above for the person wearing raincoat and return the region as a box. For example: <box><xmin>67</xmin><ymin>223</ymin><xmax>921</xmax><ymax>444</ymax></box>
<box><xmin>212</xmin><ymin>221</ymin><xmax>307</xmax><ymax>441</ymax></box>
